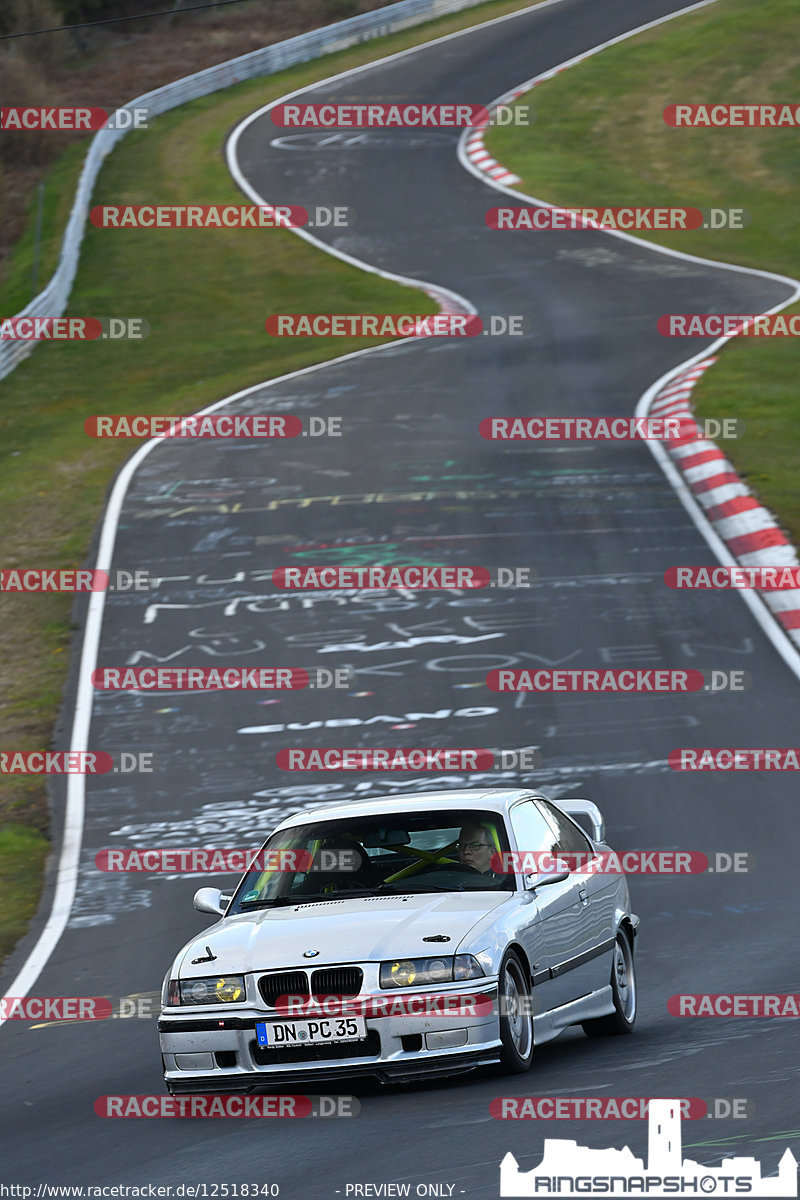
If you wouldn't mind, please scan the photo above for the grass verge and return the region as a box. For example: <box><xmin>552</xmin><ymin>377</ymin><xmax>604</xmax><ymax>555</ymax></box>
<box><xmin>0</xmin><ymin>826</ymin><xmax>50</xmax><ymax>965</ymax></box>
<box><xmin>485</xmin><ymin>0</ymin><xmax>800</xmax><ymax>538</ymax></box>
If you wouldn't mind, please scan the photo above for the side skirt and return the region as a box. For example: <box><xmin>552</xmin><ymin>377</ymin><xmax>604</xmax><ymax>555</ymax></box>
<box><xmin>533</xmin><ymin>985</ymin><xmax>615</xmax><ymax>1045</ymax></box>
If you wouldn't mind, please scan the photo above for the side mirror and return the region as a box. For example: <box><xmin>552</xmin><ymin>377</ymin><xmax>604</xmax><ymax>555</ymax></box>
<box><xmin>193</xmin><ymin>887</ymin><xmax>229</xmax><ymax>916</ymax></box>
<box><xmin>525</xmin><ymin>862</ymin><xmax>571</xmax><ymax>890</ymax></box>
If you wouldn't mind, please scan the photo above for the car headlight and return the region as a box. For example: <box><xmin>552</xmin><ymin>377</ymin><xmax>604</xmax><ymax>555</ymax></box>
<box><xmin>177</xmin><ymin>975</ymin><xmax>246</xmax><ymax>1006</ymax></box>
<box><xmin>379</xmin><ymin>955</ymin><xmax>484</xmax><ymax>988</ymax></box>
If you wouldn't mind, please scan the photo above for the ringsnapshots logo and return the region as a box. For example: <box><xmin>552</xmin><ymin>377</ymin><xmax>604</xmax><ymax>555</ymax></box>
<box><xmin>499</xmin><ymin>1099</ymin><xmax>797</xmax><ymax>1196</ymax></box>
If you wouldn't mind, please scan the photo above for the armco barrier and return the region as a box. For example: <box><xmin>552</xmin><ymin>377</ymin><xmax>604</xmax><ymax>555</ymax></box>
<box><xmin>0</xmin><ymin>0</ymin><xmax>492</xmax><ymax>380</ymax></box>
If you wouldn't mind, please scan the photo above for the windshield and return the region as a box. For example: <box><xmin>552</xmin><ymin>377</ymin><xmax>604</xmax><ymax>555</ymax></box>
<box><xmin>228</xmin><ymin>808</ymin><xmax>515</xmax><ymax>913</ymax></box>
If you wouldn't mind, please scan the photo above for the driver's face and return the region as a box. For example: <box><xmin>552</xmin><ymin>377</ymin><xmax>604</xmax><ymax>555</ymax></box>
<box><xmin>457</xmin><ymin>826</ymin><xmax>493</xmax><ymax>873</ymax></box>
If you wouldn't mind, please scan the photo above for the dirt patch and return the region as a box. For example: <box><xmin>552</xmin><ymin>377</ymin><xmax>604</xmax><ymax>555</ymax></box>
<box><xmin>0</xmin><ymin>0</ymin><xmax>394</xmax><ymax>281</ymax></box>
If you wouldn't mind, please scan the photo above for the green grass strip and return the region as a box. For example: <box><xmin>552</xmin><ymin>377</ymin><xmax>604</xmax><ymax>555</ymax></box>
<box><xmin>0</xmin><ymin>826</ymin><xmax>50</xmax><ymax>965</ymax></box>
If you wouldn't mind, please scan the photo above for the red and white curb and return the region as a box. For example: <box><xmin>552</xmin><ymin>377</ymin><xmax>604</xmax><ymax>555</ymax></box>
<box><xmin>463</xmin><ymin>107</ymin><xmax>522</xmax><ymax>187</ymax></box>
<box><xmin>464</xmin><ymin>63</ymin><xmax>576</xmax><ymax>187</ymax></box>
<box><xmin>420</xmin><ymin>286</ymin><xmax>471</xmax><ymax>319</ymax></box>
<box><xmin>648</xmin><ymin>359</ymin><xmax>800</xmax><ymax>645</ymax></box>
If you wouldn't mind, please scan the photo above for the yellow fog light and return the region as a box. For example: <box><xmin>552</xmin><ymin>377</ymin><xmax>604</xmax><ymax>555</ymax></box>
<box><xmin>216</xmin><ymin>977</ymin><xmax>244</xmax><ymax>1002</ymax></box>
<box><xmin>178</xmin><ymin>975</ymin><xmax>246</xmax><ymax>1005</ymax></box>
<box><xmin>390</xmin><ymin>960</ymin><xmax>416</xmax><ymax>986</ymax></box>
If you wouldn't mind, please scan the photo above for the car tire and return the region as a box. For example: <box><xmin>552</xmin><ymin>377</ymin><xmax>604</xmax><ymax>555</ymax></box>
<box><xmin>498</xmin><ymin>949</ymin><xmax>534</xmax><ymax>1073</ymax></box>
<box><xmin>582</xmin><ymin>928</ymin><xmax>637</xmax><ymax>1037</ymax></box>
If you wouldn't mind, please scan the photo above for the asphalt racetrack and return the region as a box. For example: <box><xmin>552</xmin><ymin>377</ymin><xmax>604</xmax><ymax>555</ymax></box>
<box><xmin>3</xmin><ymin>0</ymin><xmax>799</xmax><ymax>1195</ymax></box>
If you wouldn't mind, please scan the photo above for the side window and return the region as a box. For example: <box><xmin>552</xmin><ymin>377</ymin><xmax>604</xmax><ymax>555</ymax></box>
<box><xmin>538</xmin><ymin>801</ymin><xmax>593</xmax><ymax>854</ymax></box>
<box><xmin>509</xmin><ymin>801</ymin><xmax>557</xmax><ymax>856</ymax></box>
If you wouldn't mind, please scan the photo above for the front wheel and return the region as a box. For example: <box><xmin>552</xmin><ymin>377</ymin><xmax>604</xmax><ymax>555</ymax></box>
<box><xmin>498</xmin><ymin>950</ymin><xmax>534</xmax><ymax>1072</ymax></box>
<box><xmin>582</xmin><ymin>928</ymin><xmax>637</xmax><ymax>1037</ymax></box>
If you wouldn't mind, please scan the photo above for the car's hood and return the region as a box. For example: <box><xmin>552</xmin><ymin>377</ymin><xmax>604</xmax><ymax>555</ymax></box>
<box><xmin>177</xmin><ymin>892</ymin><xmax>510</xmax><ymax>977</ymax></box>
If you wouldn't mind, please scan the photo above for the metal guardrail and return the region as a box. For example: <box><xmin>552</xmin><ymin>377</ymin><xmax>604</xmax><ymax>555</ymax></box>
<box><xmin>0</xmin><ymin>0</ymin><xmax>490</xmax><ymax>380</ymax></box>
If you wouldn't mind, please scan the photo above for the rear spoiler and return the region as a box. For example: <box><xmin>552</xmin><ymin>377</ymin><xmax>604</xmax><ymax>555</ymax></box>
<box><xmin>558</xmin><ymin>799</ymin><xmax>605</xmax><ymax>844</ymax></box>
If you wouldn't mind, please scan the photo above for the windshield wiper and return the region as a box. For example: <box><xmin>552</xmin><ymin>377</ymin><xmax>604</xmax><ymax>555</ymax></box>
<box><xmin>376</xmin><ymin>883</ymin><xmax>458</xmax><ymax>894</ymax></box>
<box><xmin>237</xmin><ymin>881</ymin><xmax>490</xmax><ymax>909</ymax></box>
<box><xmin>378</xmin><ymin>881</ymin><xmax>511</xmax><ymax>894</ymax></box>
<box><xmin>238</xmin><ymin>890</ymin><xmax>379</xmax><ymax>909</ymax></box>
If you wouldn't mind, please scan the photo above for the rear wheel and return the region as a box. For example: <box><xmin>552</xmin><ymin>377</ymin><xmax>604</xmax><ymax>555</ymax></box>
<box><xmin>498</xmin><ymin>950</ymin><xmax>534</xmax><ymax>1072</ymax></box>
<box><xmin>582</xmin><ymin>928</ymin><xmax>636</xmax><ymax>1037</ymax></box>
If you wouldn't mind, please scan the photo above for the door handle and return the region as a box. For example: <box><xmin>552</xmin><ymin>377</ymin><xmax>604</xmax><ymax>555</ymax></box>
<box><xmin>578</xmin><ymin>887</ymin><xmax>589</xmax><ymax>905</ymax></box>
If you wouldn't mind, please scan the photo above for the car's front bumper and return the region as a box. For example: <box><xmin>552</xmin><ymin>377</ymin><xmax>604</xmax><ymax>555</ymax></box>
<box><xmin>159</xmin><ymin>981</ymin><xmax>501</xmax><ymax>1091</ymax></box>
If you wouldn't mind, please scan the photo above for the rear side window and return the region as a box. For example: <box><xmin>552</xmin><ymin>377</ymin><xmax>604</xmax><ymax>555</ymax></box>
<box><xmin>538</xmin><ymin>801</ymin><xmax>593</xmax><ymax>854</ymax></box>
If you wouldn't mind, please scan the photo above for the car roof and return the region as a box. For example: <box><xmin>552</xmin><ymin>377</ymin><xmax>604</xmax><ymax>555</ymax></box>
<box><xmin>274</xmin><ymin>788</ymin><xmax>545</xmax><ymax>830</ymax></box>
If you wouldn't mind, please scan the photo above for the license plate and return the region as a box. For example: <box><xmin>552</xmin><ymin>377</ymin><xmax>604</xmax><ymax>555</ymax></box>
<box><xmin>255</xmin><ymin>1016</ymin><xmax>366</xmax><ymax>1047</ymax></box>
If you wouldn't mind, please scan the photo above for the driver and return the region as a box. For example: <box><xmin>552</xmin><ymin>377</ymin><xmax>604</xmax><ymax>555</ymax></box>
<box><xmin>456</xmin><ymin>823</ymin><xmax>499</xmax><ymax>876</ymax></box>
